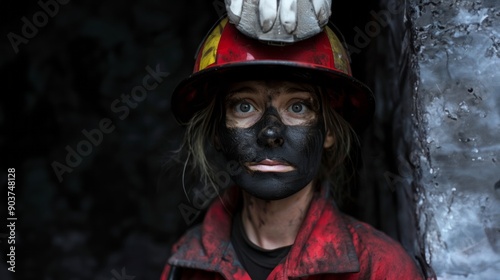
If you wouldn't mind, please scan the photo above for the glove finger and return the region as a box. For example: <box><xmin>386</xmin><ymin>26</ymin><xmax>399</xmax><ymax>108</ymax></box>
<box><xmin>280</xmin><ymin>0</ymin><xmax>298</xmax><ymax>33</ymax></box>
<box><xmin>311</xmin><ymin>0</ymin><xmax>331</xmax><ymax>26</ymax></box>
<box><xmin>259</xmin><ymin>0</ymin><xmax>278</xmax><ymax>33</ymax></box>
<box><xmin>225</xmin><ymin>0</ymin><xmax>243</xmax><ymax>24</ymax></box>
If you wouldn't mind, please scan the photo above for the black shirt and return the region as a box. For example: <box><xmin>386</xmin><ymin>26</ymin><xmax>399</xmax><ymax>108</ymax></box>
<box><xmin>231</xmin><ymin>211</ymin><xmax>292</xmax><ymax>280</ymax></box>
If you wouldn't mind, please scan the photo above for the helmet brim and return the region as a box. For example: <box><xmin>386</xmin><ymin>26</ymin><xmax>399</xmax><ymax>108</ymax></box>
<box><xmin>171</xmin><ymin>61</ymin><xmax>374</xmax><ymax>131</ymax></box>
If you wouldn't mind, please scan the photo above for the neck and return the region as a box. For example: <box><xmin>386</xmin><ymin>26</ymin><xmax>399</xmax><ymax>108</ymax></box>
<box><xmin>240</xmin><ymin>182</ymin><xmax>315</xmax><ymax>250</ymax></box>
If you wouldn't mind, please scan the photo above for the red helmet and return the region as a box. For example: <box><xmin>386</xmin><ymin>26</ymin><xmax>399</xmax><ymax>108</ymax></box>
<box><xmin>172</xmin><ymin>17</ymin><xmax>374</xmax><ymax>130</ymax></box>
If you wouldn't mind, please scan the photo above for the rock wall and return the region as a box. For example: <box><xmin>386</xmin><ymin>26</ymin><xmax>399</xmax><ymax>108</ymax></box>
<box><xmin>412</xmin><ymin>0</ymin><xmax>500</xmax><ymax>278</ymax></box>
<box><xmin>2</xmin><ymin>0</ymin><xmax>499</xmax><ymax>279</ymax></box>
<box><xmin>362</xmin><ymin>0</ymin><xmax>500</xmax><ymax>279</ymax></box>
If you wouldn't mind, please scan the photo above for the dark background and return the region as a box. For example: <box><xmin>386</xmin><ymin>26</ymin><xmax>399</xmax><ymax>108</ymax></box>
<box><xmin>0</xmin><ymin>1</ymin><xmax>383</xmax><ymax>279</ymax></box>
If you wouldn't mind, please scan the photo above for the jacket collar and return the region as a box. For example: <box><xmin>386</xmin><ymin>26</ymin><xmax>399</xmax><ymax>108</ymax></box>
<box><xmin>284</xmin><ymin>186</ymin><xmax>360</xmax><ymax>277</ymax></box>
<box><xmin>169</xmin><ymin>185</ymin><xmax>360</xmax><ymax>278</ymax></box>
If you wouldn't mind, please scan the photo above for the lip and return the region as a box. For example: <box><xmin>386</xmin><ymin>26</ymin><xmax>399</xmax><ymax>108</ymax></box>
<box><xmin>245</xmin><ymin>159</ymin><xmax>295</xmax><ymax>172</ymax></box>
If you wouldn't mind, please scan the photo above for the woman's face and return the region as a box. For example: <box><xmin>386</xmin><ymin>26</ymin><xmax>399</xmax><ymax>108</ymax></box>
<box><xmin>217</xmin><ymin>80</ymin><xmax>334</xmax><ymax>200</ymax></box>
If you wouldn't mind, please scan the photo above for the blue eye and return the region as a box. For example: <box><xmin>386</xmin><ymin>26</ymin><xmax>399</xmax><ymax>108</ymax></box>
<box><xmin>289</xmin><ymin>102</ymin><xmax>306</xmax><ymax>113</ymax></box>
<box><xmin>235</xmin><ymin>101</ymin><xmax>254</xmax><ymax>113</ymax></box>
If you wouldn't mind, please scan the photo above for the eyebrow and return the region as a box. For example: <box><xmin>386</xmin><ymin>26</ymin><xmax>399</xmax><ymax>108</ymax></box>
<box><xmin>284</xmin><ymin>86</ymin><xmax>314</xmax><ymax>94</ymax></box>
<box><xmin>226</xmin><ymin>86</ymin><xmax>258</xmax><ymax>99</ymax></box>
<box><xmin>227</xmin><ymin>85</ymin><xmax>313</xmax><ymax>97</ymax></box>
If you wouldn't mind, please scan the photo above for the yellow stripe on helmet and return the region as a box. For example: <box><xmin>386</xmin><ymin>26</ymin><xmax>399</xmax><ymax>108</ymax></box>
<box><xmin>325</xmin><ymin>27</ymin><xmax>350</xmax><ymax>75</ymax></box>
<box><xmin>199</xmin><ymin>18</ymin><xmax>229</xmax><ymax>71</ymax></box>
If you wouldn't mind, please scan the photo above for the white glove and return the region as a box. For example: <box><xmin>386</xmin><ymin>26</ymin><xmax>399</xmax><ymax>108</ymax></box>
<box><xmin>311</xmin><ymin>0</ymin><xmax>332</xmax><ymax>27</ymax></box>
<box><xmin>225</xmin><ymin>0</ymin><xmax>332</xmax><ymax>43</ymax></box>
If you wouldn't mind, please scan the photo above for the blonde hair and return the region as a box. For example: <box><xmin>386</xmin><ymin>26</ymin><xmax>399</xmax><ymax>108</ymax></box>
<box><xmin>180</xmin><ymin>97</ymin><xmax>220</xmax><ymax>194</ymax></box>
<box><xmin>318</xmin><ymin>90</ymin><xmax>359</xmax><ymax>203</ymax></box>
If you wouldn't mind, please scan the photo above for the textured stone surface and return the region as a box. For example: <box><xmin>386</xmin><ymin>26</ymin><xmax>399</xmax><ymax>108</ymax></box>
<box><xmin>412</xmin><ymin>0</ymin><xmax>500</xmax><ymax>279</ymax></box>
<box><xmin>359</xmin><ymin>0</ymin><xmax>432</xmax><ymax>276</ymax></box>
<box><xmin>360</xmin><ymin>0</ymin><xmax>500</xmax><ymax>279</ymax></box>
<box><xmin>3</xmin><ymin>0</ymin><xmax>499</xmax><ymax>279</ymax></box>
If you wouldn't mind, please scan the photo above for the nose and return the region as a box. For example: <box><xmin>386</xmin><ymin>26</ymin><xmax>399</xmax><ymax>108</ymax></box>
<box><xmin>257</xmin><ymin>125</ymin><xmax>284</xmax><ymax>147</ymax></box>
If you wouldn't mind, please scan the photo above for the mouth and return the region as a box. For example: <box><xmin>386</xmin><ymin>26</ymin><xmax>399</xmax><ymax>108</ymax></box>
<box><xmin>245</xmin><ymin>159</ymin><xmax>295</xmax><ymax>173</ymax></box>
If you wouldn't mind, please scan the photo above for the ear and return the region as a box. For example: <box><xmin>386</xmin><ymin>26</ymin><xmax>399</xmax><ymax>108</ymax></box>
<box><xmin>323</xmin><ymin>130</ymin><xmax>334</xmax><ymax>149</ymax></box>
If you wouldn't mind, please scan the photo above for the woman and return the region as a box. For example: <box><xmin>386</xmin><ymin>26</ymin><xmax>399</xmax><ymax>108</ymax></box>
<box><xmin>161</xmin><ymin>17</ymin><xmax>424</xmax><ymax>280</ymax></box>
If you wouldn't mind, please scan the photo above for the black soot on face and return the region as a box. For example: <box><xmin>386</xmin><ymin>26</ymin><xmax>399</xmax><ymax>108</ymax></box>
<box><xmin>218</xmin><ymin>105</ymin><xmax>325</xmax><ymax>200</ymax></box>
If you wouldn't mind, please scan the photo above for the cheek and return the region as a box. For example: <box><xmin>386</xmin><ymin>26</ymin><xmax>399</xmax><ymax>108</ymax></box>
<box><xmin>307</xmin><ymin>128</ymin><xmax>325</xmax><ymax>149</ymax></box>
<box><xmin>226</xmin><ymin>117</ymin><xmax>258</xmax><ymax>128</ymax></box>
<box><xmin>219</xmin><ymin>128</ymin><xmax>258</xmax><ymax>160</ymax></box>
<box><xmin>287</xmin><ymin>126</ymin><xmax>324</xmax><ymax>153</ymax></box>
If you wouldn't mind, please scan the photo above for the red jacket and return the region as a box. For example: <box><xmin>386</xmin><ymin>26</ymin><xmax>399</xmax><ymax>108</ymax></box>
<box><xmin>161</xmin><ymin>186</ymin><xmax>424</xmax><ymax>280</ymax></box>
